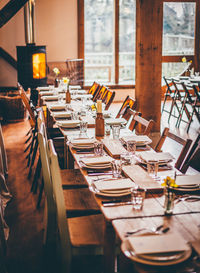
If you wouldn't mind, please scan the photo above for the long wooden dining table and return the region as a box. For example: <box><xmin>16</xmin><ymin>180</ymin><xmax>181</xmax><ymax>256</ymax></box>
<box><xmin>39</xmin><ymin>91</ymin><xmax>200</xmax><ymax>273</ymax></box>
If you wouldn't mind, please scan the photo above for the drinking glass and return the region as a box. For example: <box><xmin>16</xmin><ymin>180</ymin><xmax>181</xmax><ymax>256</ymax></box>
<box><xmin>94</xmin><ymin>141</ymin><xmax>104</xmax><ymax>156</ymax></box>
<box><xmin>147</xmin><ymin>161</ymin><xmax>159</xmax><ymax>177</ymax></box>
<box><xmin>120</xmin><ymin>152</ymin><xmax>132</xmax><ymax>166</ymax></box>
<box><xmin>111</xmin><ymin>160</ymin><xmax>122</xmax><ymax>178</ymax></box>
<box><xmin>112</xmin><ymin>125</ymin><xmax>121</xmax><ymax>139</ymax></box>
<box><xmin>71</xmin><ymin>111</ymin><xmax>79</xmax><ymax>120</ymax></box>
<box><xmin>58</xmin><ymin>94</ymin><xmax>63</xmax><ymax>104</ymax></box>
<box><xmin>105</xmin><ymin>124</ymin><xmax>111</xmax><ymax>136</ymax></box>
<box><xmin>131</xmin><ymin>187</ymin><xmax>146</xmax><ymax>210</ymax></box>
<box><xmin>80</xmin><ymin>120</ymin><xmax>88</xmax><ymax>135</ymax></box>
<box><xmin>195</xmin><ymin>72</ymin><xmax>200</xmax><ymax>77</ymax></box>
<box><xmin>126</xmin><ymin>140</ymin><xmax>136</xmax><ymax>155</ymax></box>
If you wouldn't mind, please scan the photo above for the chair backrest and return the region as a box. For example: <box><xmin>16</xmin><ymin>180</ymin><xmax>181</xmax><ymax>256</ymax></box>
<box><xmin>128</xmin><ymin>112</ymin><xmax>154</xmax><ymax>135</ymax></box>
<box><xmin>48</xmin><ymin>139</ymin><xmax>71</xmax><ymax>273</ymax></box>
<box><xmin>37</xmin><ymin>120</ymin><xmax>56</xmax><ymax>248</ymax></box>
<box><xmin>65</xmin><ymin>59</ymin><xmax>84</xmax><ymax>87</ymax></box>
<box><xmin>102</xmin><ymin>89</ymin><xmax>115</xmax><ymax>110</ymax></box>
<box><xmin>93</xmin><ymin>85</ymin><xmax>107</xmax><ymax>102</ymax></box>
<box><xmin>180</xmin><ymin>133</ymin><xmax>200</xmax><ymax>174</ymax></box>
<box><xmin>116</xmin><ymin>95</ymin><xmax>136</xmax><ymax>118</ymax></box>
<box><xmin>19</xmin><ymin>86</ymin><xmax>36</xmax><ymax>125</ymax></box>
<box><xmin>155</xmin><ymin>127</ymin><xmax>192</xmax><ymax>170</ymax></box>
<box><xmin>88</xmin><ymin>81</ymin><xmax>100</xmax><ymax>97</ymax></box>
<box><xmin>0</xmin><ymin>197</ymin><xmax>7</xmax><ymax>273</ymax></box>
<box><xmin>0</xmin><ymin>124</ymin><xmax>8</xmax><ymax>177</ymax></box>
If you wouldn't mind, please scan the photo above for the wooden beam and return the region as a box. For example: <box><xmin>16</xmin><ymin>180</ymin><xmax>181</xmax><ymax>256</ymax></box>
<box><xmin>0</xmin><ymin>47</ymin><xmax>17</xmax><ymax>69</ymax></box>
<box><xmin>0</xmin><ymin>0</ymin><xmax>28</xmax><ymax>28</ymax></box>
<box><xmin>77</xmin><ymin>0</ymin><xmax>84</xmax><ymax>59</ymax></box>
<box><xmin>194</xmin><ymin>0</ymin><xmax>200</xmax><ymax>72</ymax></box>
<box><xmin>135</xmin><ymin>0</ymin><xmax>163</xmax><ymax>132</ymax></box>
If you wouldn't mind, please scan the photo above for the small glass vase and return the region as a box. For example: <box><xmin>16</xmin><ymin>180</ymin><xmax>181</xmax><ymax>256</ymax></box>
<box><xmin>164</xmin><ymin>187</ymin><xmax>175</xmax><ymax>215</ymax></box>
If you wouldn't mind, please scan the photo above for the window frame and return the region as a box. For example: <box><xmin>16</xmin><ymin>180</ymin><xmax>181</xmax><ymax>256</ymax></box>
<box><xmin>78</xmin><ymin>0</ymin><xmax>200</xmax><ymax>88</ymax></box>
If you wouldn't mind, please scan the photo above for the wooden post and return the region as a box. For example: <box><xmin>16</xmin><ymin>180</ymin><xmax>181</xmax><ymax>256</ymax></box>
<box><xmin>135</xmin><ymin>0</ymin><xmax>163</xmax><ymax>132</ymax></box>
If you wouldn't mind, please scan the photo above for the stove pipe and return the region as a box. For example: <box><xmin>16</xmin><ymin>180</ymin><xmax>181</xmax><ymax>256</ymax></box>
<box><xmin>24</xmin><ymin>0</ymin><xmax>35</xmax><ymax>45</ymax></box>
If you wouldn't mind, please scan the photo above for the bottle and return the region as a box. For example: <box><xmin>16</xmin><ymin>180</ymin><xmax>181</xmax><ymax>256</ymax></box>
<box><xmin>55</xmin><ymin>77</ymin><xmax>59</xmax><ymax>88</ymax></box>
<box><xmin>95</xmin><ymin>100</ymin><xmax>105</xmax><ymax>137</ymax></box>
<box><xmin>65</xmin><ymin>85</ymin><xmax>71</xmax><ymax>104</ymax></box>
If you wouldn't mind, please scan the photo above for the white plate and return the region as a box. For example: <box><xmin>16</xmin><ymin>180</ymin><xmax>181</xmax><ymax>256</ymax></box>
<box><xmin>82</xmin><ymin>163</ymin><xmax>111</xmax><ymax>169</ymax></box>
<box><xmin>72</xmin><ymin>144</ymin><xmax>94</xmax><ymax>149</ymax></box>
<box><xmin>49</xmin><ymin>105</ymin><xmax>66</xmax><ymax>111</ymax></box>
<box><xmin>121</xmin><ymin>240</ymin><xmax>192</xmax><ymax>266</ymax></box>
<box><xmin>89</xmin><ymin>184</ymin><xmax>131</xmax><ymax>197</ymax></box>
<box><xmin>173</xmin><ymin>186</ymin><xmax>200</xmax><ymax>193</ymax></box>
<box><xmin>57</xmin><ymin>122</ymin><xmax>80</xmax><ymax>128</ymax></box>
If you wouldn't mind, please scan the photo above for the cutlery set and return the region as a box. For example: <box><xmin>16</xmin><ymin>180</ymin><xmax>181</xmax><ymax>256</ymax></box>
<box><xmin>125</xmin><ymin>225</ymin><xmax>170</xmax><ymax>237</ymax></box>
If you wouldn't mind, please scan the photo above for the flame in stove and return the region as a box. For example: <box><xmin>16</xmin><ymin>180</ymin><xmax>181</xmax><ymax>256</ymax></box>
<box><xmin>32</xmin><ymin>53</ymin><xmax>46</xmax><ymax>79</ymax></box>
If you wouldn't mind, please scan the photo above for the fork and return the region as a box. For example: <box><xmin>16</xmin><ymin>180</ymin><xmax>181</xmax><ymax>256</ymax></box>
<box><xmin>125</xmin><ymin>225</ymin><xmax>170</xmax><ymax>237</ymax></box>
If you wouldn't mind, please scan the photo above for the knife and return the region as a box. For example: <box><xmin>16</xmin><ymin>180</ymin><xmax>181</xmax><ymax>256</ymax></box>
<box><xmin>103</xmin><ymin>201</ymin><xmax>132</xmax><ymax>207</ymax></box>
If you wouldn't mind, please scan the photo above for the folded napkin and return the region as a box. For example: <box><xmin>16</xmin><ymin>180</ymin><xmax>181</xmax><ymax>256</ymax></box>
<box><xmin>53</xmin><ymin>111</ymin><xmax>71</xmax><ymax>118</ymax></box>
<box><xmin>37</xmin><ymin>86</ymin><xmax>50</xmax><ymax>91</ymax></box>
<box><xmin>69</xmin><ymin>85</ymin><xmax>81</xmax><ymax>89</ymax></box>
<box><xmin>93</xmin><ymin>178</ymin><xmax>134</xmax><ymax>192</ymax></box>
<box><xmin>121</xmin><ymin>135</ymin><xmax>152</xmax><ymax>145</ymax></box>
<box><xmin>56</xmin><ymin>120</ymin><xmax>80</xmax><ymax>128</ymax></box>
<box><xmin>42</xmin><ymin>95</ymin><xmax>59</xmax><ymax>101</ymax></box>
<box><xmin>128</xmin><ymin>233</ymin><xmax>189</xmax><ymax>255</ymax></box>
<box><xmin>71</xmin><ymin>94</ymin><xmax>93</xmax><ymax>100</ymax></box>
<box><xmin>49</xmin><ymin>104</ymin><xmax>66</xmax><ymax>110</ymax></box>
<box><xmin>81</xmin><ymin>156</ymin><xmax>113</xmax><ymax>166</ymax></box>
<box><xmin>176</xmin><ymin>174</ymin><xmax>200</xmax><ymax>186</ymax></box>
<box><xmin>138</xmin><ymin>151</ymin><xmax>174</xmax><ymax>163</ymax></box>
<box><xmin>105</xmin><ymin>118</ymin><xmax>126</xmax><ymax>126</ymax></box>
<box><xmin>71</xmin><ymin>138</ymin><xmax>96</xmax><ymax>146</ymax></box>
<box><xmin>40</xmin><ymin>91</ymin><xmax>54</xmax><ymax>96</ymax></box>
<box><xmin>70</xmin><ymin>90</ymin><xmax>86</xmax><ymax>95</ymax></box>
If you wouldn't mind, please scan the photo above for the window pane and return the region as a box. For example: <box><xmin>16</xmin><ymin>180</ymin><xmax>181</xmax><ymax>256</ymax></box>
<box><xmin>163</xmin><ymin>2</ymin><xmax>195</xmax><ymax>56</ymax></box>
<box><xmin>162</xmin><ymin>62</ymin><xmax>188</xmax><ymax>79</ymax></box>
<box><xmin>84</xmin><ymin>0</ymin><xmax>114</xmax><ymax>85</ymax></box>
<box><xmin>119</xmin><ymin>0</ymin><xmax>136</xmax><ymax>85</ymax></box>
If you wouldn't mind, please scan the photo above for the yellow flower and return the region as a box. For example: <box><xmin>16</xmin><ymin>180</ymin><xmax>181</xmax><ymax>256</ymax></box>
<box><xmin>91</xmin><ymin>104</ymin><xmax>97</xmax><ymax>111</ymax></box>
<box><xmin>53</xmin><ymin>67</ymin><xmax>60</xmax><ymax>76</ymax></box>
<box><xmin>161</xmin><ymin>176</ymin><xmax>178</xmax><ymax>188</ymax></box>
<box><xmin>189</xmin><ymin>60</ymin><xmax>192</xmax><ymax>63</ymax></box>
<box><xmin>63</xmin><ymin>77</ymin><xmax>70</xmax><ymax>84</ymax></box>
<box><xmin>182</xmin><ymin>57</ymin><xmax>187</xmax><ymax>63</ymax></box>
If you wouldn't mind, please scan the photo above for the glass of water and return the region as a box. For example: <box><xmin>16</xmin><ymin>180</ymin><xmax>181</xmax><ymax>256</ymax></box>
<box><xmin>94</xmin><ymin>141</ymin><xmax>104</xmax><ymax>156</ymax></box>
<box><xmin>131</xmin><ymin>187</ymin><xmax>146</xmax><ymax>210</ymax></box>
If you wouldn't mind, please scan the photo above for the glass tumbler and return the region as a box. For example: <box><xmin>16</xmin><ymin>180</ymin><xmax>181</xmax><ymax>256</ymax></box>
<box><xmin>112</xmin><ymin>125</ymin><xmax>121</xmax><ymax>139</ymax></box>
<box><xmin>111</xmin><ymin>160</ymin><xmax>122</xmax><ymax>178</ymax></box>
<box><xmin>131</xmin><ymin>187</ymin><xmax>146</xmax><ymax>210</ymax></box>
<box><xmin>94</xmin><ymin>141</ymin><xmax>104</xmax><ymax>156</ymax></box>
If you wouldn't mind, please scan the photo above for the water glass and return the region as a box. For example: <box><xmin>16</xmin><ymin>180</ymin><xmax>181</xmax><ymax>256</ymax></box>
<box><xmin>126</xmin><ymin>140</ymin><xmax>136</xmax><ymax>155</ymax></box>
<box><xmin>80</xmin><ymin>120</ymin><xmax>88</xmax><ymax>135</ymax></box>
<box><xmin>71</xmin><ymin>111</ymin><xmax>79</xmax><ymax>120</ymax></box>
<box><xmin>105</xmin><ymin>124</ymin><xmax>111</xmax><ymax>136</ymax></box>
<box><xmin>58</xmin><ymin>94</ymin><xmax>63</xmax><ymax>104</ymax></box>
<box><xmin>147</xmin><ymin>161</ymin><xmax>159</xmax><ymax>177</ymax></box>
<box><xmin>195</xmin><ymin>72</ymin><xmax>200</xmax><ymax>77</ymax></box>
<box><xmin>131</xmin><ymin>187</ymin><xmax>146</xmax><ymax>210</ymax></box>
<box><xmin>120</xmin><ymin>152</ymin><xmax>132</xmax><ymax>166</ymax></box>
<box><xmin>112</xmin><ymin>125</ymin><xmax>121</xmax><ymax>139</ymax></box>
<box><xmin>94</xmin><ymin>141</ymin><xmax>104</xmax><ymax>156</ymax></box>
<box><xmin>111</xmin><ymin>160</ymin><xmax>122</xmax><ymax>178</ymax></box>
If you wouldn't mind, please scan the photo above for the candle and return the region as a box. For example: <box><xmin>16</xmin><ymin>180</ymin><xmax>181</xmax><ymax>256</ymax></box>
<box><xmin>97</xmin><ymin>100</ymin><xmax>102</xmax><ymax>113</ymax></box>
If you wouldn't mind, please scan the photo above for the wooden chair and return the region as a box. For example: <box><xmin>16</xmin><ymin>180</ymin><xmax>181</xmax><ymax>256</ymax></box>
<box><xmin>116</xmin><ymin>95</ymin><xmax>136</xmax><ymax>119</ymax></box>
<box><xmin>37</xmin><ymin>118</ymin><xmax>100</xmax><ymax>217</ymax></box>
<box><xmin>65</xmin><ymin>59</ymin><xmax>84</xmax><ymax>88</ymax></box>
<box><xmin>0</xmin><ymin>124</ymin><xmax>8</xmax><ymax>178</ymax></box>
<box><xmin>93</xmin><ymin>85</ymin><xmax>107</xmax><ymax>102</ymax></box>
<box><xmin>180</xmin><ymin>133</ymin><xmax>200</xmax><ymax>174</ymax></box>
<box><xmin>162</xmin><ymin>76</ymin><xmax>176</xmax><ymax>116</ymax></box>
<box><xmin>0</xmin><ymin>198</ymin><xmax>8</xmax><ymax>273</ymax></box>
<box><xmin>101</xmin><ymin>89</ymin><xmax>115</xmax><ymax>110</ymax></box>
<box><xmin>88</xmin><ymin>81</ymin><xmax>100</xmax><ymax>99</ymax></box>
<box><xmin>155</xmin><ymin>127</ymin><xmax>192</xmax><ymax>171</ymax></box>
<box><xmin>48</xmin><ymin>139</ymin><xmax>104</xmax><ymax>273</ymax></box>
<box><xmin>128</xmin><ymin>111</ymin><xmax>154</xmax><ymax>136</ymax></box>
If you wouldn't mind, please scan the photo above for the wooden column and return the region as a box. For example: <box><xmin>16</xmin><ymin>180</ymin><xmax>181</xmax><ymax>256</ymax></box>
<box><xmin>194</xmin><ymin>0</ymin><xmax>200</xmax><ymax>72</ymax></box>
<box><xmin>135</xmin><ymin>0</ymin><xmax>163</xmax><ymax>132</ymax></box>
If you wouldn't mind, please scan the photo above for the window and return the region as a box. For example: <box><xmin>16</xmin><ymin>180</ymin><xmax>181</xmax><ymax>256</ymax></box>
<box><xmin>82</xmin><ymin>0</ymin><xmax>136</xmax><ymax>86</ymax></box>
<box><xmin>162</xmin><ymin>2</ymin><xmax>196</xmax><ymax>77</ymax></box>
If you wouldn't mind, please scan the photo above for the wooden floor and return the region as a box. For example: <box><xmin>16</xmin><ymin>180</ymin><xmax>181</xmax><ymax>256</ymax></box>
<box><xmin>2</xmin><ymin>101</ymin><xmax>200</xmax><ymax>273</ymax></box>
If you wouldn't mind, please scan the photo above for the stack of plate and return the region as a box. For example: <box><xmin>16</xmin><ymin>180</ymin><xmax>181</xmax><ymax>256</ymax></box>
<box><xmin>91</xmin><ymin>178</ymin><xmax>135</xmax><ymax>197</ymax></box>
<box><xmin>105</xmin><ymin>118</ymin><xmax>127</xmax><ymax>126</ymax></box>
<box><xmin>42</xmin><ymin>95</ymin><xmax>59</xmax><ymax>101</ymax></box>
<box><xmin>137</xmin><ymin>151</ymin><xmax>174</xmax><ymax>165</ymax></box>
<box><xmin>56</xmin><ymin>120</ymin><xmax>80</xmax><ymax>128</ymax></box>
<box><xmin>175</xmin><ymin>174</ymin><xmax>200</xmax><ymax>192</ymax></box>
<box><xmin>121</xmin><ymin>135</ymin><xmax>152</xmax><ymax>146</ymax></box>
<box><xmin>71</xmin><ymin>138</ymin><xmax>96</xmax><ymax>150</ymax></box>
<box><xmin>40</xmin><ymin>91</ymin><xmax>54</xmax><ymax>96</ymax></box>
<box><xmin>81</xmin><ymin>155</ymin><xmax>113</xmax><ymax>169</ymax></box>
<box><xmin>53</xmin><ymin>111</ymin><xmax>71</xmax><ymax>119</ymax></box>
<box><xmin>49</xmin><ymin>104</ymin><xmax>66</xmax><ymax>111</ymax></box>
<box><xmin>122</xmin><ymin>232</ymin><xmax>191</xmax><ymax>266</ymax></box>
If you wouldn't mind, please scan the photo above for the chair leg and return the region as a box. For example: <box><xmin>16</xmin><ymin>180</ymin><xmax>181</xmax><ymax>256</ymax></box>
<box><xmin>24</xmin><ymin>141</ymin><xmax>32</xmax><ymax>153</ymax></box>
<box><xmin>28</xmin><ymin>139</ymin><xmax>38</xmax><ymax>179</ymax></box>
<box><xmin>27</xmin><ymin>135</ymin><xmax>37</xmax><ymax>167</ymax></box>
<box><xmin>31</xmin><ymin>157</ymin><xmax>41</xmax><ymax>193</ymax></box>
<box><xmin>26</xmin><ymin>128</ymin><xmax>32</xmax><ymax>136</ymax></box>
<box><xmin>25</xmin><ymin>134</ymin><xmax>32</xmax><ymax>144</ymax></box>
<box><xmin>37</xmin><ymin>178</ymin><xmax>44</xmax><ymax>209</ymax></box>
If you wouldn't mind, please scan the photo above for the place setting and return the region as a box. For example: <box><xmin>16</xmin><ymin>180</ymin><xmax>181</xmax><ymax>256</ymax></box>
<box><xmin>173</xmin><ymin>174</ymin><xmax>200</xmax><ymax>193</ymax></box>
